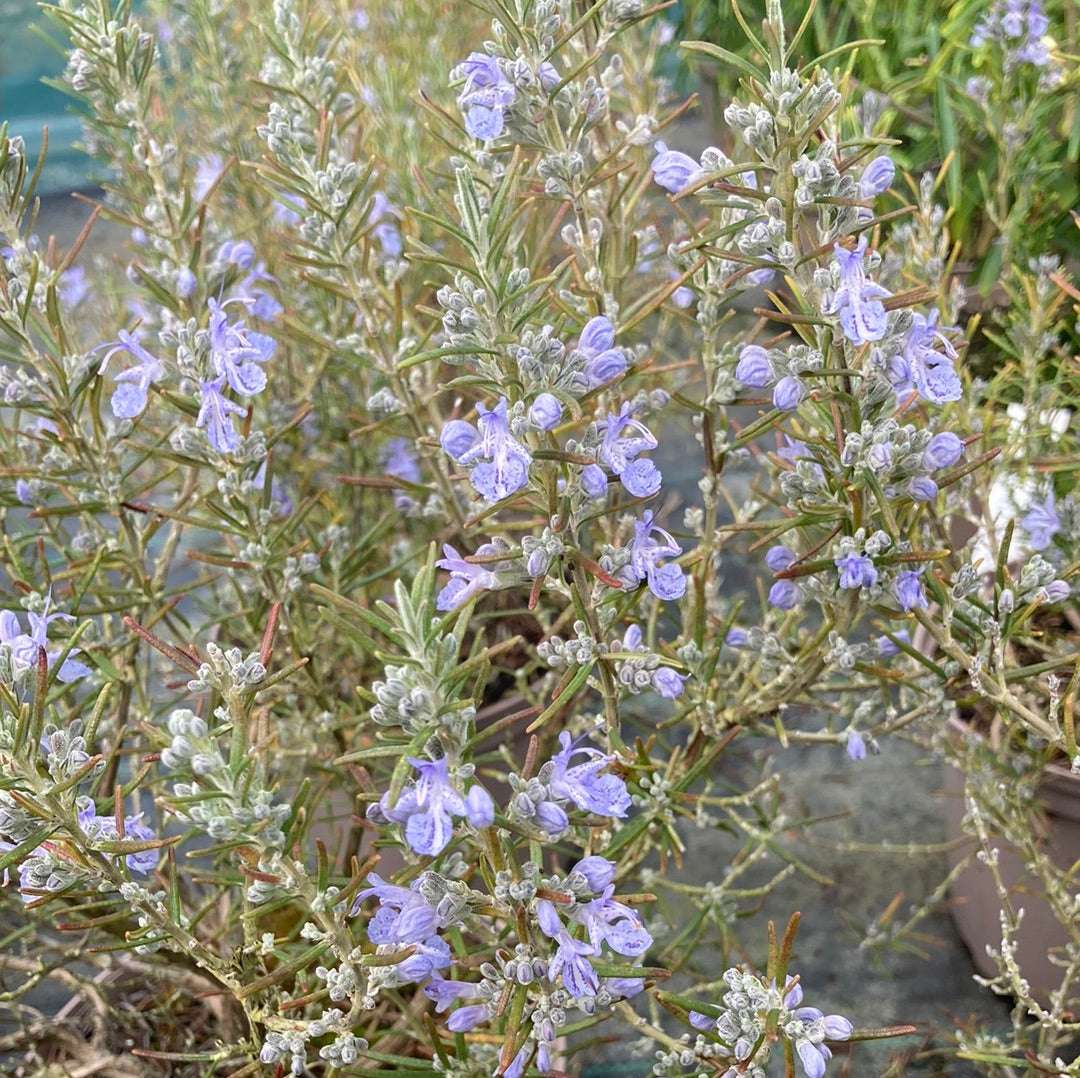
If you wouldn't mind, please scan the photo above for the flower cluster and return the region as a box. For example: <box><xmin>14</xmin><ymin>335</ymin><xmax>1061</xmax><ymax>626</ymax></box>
<box><xmin>687</xmin><ymin>971</ymin><xmax>853</xmax><ymax>1078</ymax></box>
<box><xmin>1</xmin><ymin>0</ymin><xmax>1076</xmax><ymax>1074</ymax></box>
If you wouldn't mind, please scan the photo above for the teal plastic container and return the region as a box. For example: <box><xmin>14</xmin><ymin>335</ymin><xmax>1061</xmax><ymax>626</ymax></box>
<box><xmin>1</xmin><ymin>0</ymin><xmax>92</xmax><ymax>193</ymax></box>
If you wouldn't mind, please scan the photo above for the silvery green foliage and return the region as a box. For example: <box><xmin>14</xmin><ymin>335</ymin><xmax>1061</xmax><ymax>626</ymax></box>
<box><xmin>0</xmin><ymin>0</ymin><xmax>1076</xmax><ymax>1073</ymax></box>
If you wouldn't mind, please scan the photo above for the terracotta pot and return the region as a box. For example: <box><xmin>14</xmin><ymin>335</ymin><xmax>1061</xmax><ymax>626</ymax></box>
<box><xmin>942</xmin><ymin>721</ymin><xmax>1080</xmax><ymax>1002</ymax></box>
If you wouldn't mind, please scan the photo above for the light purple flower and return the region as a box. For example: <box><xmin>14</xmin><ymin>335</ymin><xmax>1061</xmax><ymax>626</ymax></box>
<box><xmin>76</xmin><ymin>800</ymin><xmax>158</xmax><ymax>874</ymax></box>
<box><xmin>923</xmin><ymin>432</ymin><xmax>964</xmax><ymax>471</ymax></box>
<box><xmin>1022</xmin><ymin>493</ymin><xmax>1060</xmax><ymax>550</ymax></box>
<box><xmin>395</xmin><ymin>935</ymin><xmax>451</xmax><ymax>983</ymax></box>
<box><xmin>193</xmin><ymin>154</ymin><xmax>223</xmax><ymax>201</ymax></box>
<box><xmin>893</xmin><ymin>570</ymin><xmax>928</xmax><ymax>611</ymax></box>
<box><xmin>424</xmin><ymin>977</ymin><xmax>479</xmax><ymax>1013</ymax></box>
<box><xmin>381</xmin><ymin>756</ymin><xmax>467</xmax><ymax>857</ymax></box>
<box><xmin>176</xmin><ymin>267</ymin><xmax>197</xmax><ymax>298</ymax></box>
<box><xmin>777</xmin><ymin>436</ymin><xmax>824</xmax><ymax>483</ymax></box>
<box><xmin>835</xmin><ymin>552</ymin><xmax>877</xmax><ymax>590</ymax></box>
<box><xmin>435</xmin><ymin>544</ymin><xmax>499</xmax><ymax>611</ymax></box>
<box><xmin>628</xmin><ymin>511</ymin><xmax>686</xmax><ymax>601</ymax></box>
<box><xmin>768</xmin><ymin>579</ymin><xmax>800</xmax><ymax>609</ymax></box>
<box><xmin>580</xmin><ymin>316</ymin><xmax>615</xmax><ymax>354</ymax></box>
<box><xmin>58</xmin><ymin>266</ymin><xmax>90</xmax><ymax>307</ymax></box>
<box><xmin>876</xmin><ymin>628</ymin><xmax>910</xmax><ymax>657</ymax></box>
<box><xmin>735</xmin><ymin>345</ymin><xmax>773</xmax><ymax>388</ymax></box>
<box><xmin>828</xmin><ymin>236</ymin><xmax>890</xmax><ymax>344</ymax></box>
<box><xmin>465</xmin><ymin>785</ymin><xmax>495</xmax><ymax>828</ymax></box>
<box><xmin>547</xmin><ymin>732</ymin><xmax>631</xmax><ymax>818</ymax></box>
<box><xmin>581</xmin><ymin>463</ymin><xmax>609</xmax><ymax>499</ymax></box>
<box><xmin>569</xmin><ymin>884</ymin><xmax>652</xmax><ymax>956</ymax></box>
<box><xmin>846</xmin><ymin>729</ymin><xmax>867</xmax><ymax>761</ymax></box>
<box><xmin>446</xmin><ymin>1004</ymin><xmax>488</xmax><ymax>1032</ymax></box>
<box><xmin>440</xmin><ymin>419</ymin><xmax>480</xmax><ymax>461</ymax></box>
<box><xmin>539</xmin><ymin>60</ymin><xmax>560</xmax><ymax>91</ymax></box>
<box><xmin>1044</xmin><ymin>580</ymin><xmax>1071</xmax><ymax>603</ymax></box>
<box><xmin>899</xmin><ymin>311</ymin><xmax>962</xmax><ymax>405</ymax></box>
<box><xmin>607</xmin><ymin>977</ymin><xmax>645</xmax><ymax>999</ymax></box>
<box><xmin>449</xmin><ymin>398</ymin><xmax>532</xmax><ymax>503</ymax></box>
<box><xmin>208</xmin><ymin>297</ymin><xmax>275</xmax><ymax>397</ymax></box>
<box><xmin>197</xmin><ymin>378</ymin><xmax>246</xmax><ymax>453</ymax></box>
<box><xmin>273</xmin><ymin>197</ymin><xmax>303</xmax><ymax>227</ymax></box>
<box><xmin>858</xmin><ymin>155</ymin><xmax>895</xmax><ymax>198</ymax></box>
<box><xmin>725</xmin><ymin>627</ymin><xmax>749</xmax><ymax>647</ymax></box>
<box><xmin>784</xmin><ymin>977</ymin><xmax>853</xmax><ymax>1078</ymax></box>
<box><xmin>537</xmin><ymin>898</ymin><xmax>600</xmax><ymax>998</ymax></box>
<box><xmin>219</xmin><ymin>240</ymin><xmax>255</xmax><ymax>268</ymax></box>
<box><xmin>504</xmin><ymin>1044</ymin><xmax>530</xmax><ymax>1078</ymax></box>
<box><xmin>651</xmin><ymin>143</ymin><xmax>703</xmax><ymax>194</ymax></box>
<box><xmin>652</xmin><ymin>666</ymin><xmax>686</xmax><ymax>699</ymax></box>
<box><xmin>765</xmin><ymin>545</ymin><xmax>797</xmax><ymax>572</ymax></box>
<box><xmin>369</xmin><ymin>192</ymin><xmax>403</xmax><ymax>257</ymax></box>
<box><xmin>572</xmin><ymin>856</ymin><xmax>616</xmax><ymax>891</ymax></box>
<box><xmin>578</xmin><ymin>316</ymin><xmax>628</xmax><ymax>388</ymax></box>
<box><xmin>456</xmin><ymin>52</ymin><xmax>516</xmax><ymax>140</ymax></box>
<box><xmin>908</xmin><ymin>476</ymin><xmax>939</xmax><ymax>501</ymax></box>
<box><xmin>529</xmin><ymin>392</ymin><xmax>563</xmax><ymax>431</ymax></box>
<box><xmin>534</xmin><ymin>800</ymin><xmax>570</xmax><ymax>834</ymax></box>
<box><xmin>351</xmin><ymin>872</ymin><xmax>434</xmax><ymax>933</ymax></box>
<box><xmin>97</xmin><ymin>331</ymin><xmax>165</xmax><ymax>420</ymax></box>
<box><xmin>383</xmin><ymin>438</ymin><xmax>421</xmax><ymax>485</ymax></box>
<box><xmin>598</xmin><ymin>404</ymin><xmax>662</xmax><ymax>498</ymax></box>
<box><xmin>773</xmin><ymin>375</ymin><xmax>805</xmax><ymax>411</ymax></box>
<box><xmin>0</xmin><ymin>599</ymin><xmax>91</xmax><ymax>683</ymax></box>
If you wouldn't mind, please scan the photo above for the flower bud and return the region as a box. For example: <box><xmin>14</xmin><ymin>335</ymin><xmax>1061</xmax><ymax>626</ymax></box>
<box><xmin>528</xmin><ymin>392</ymin><xmax>563</xmax><ymax>431</ymax></box>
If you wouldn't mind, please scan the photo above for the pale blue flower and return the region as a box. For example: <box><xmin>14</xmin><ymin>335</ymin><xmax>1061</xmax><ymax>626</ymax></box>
<box><xmin>598</xmin><ymin>404</ymin><xmax>662</xmax><ymax>498</ymax></box>
<box><xmin>208</xmin><ymin>297</ymin><xmax>275</xmax><ymax>397</ymax></box>
<box><xmin>893</xmin><ymin>569</ymin><xmax>928</xmax><ymax>611</ymax></box>
<box><xmin>529</xmin><ymin>392</ymin><xmax>563</xmax><ymax>431</ymax></box>
<box><xmin>76</xmin><ymin>799</ymin><xmax>157</xmax><ymax>874</ymax></box>
<box><xmin>547</xmin><ymin>732</ymin><xmax>631</xmax><ymax>818</ymax></box>
<box><xmin>858</xmin><ymin>155</ymin><xmax>895</xmax><ymax>198</ymax></box>
<box><xmin>765</xmin><ymin>545</ymin><xmax>797</xmax><ymax>571</ymax></box>
<box><xmin>572</xmin><ymin>855</ymin><xmax>616</xmax><ymax>891</ymax></box>
<box><xmin>197</xmin><ymin>378</ymin><xmax>246</xmax><ymax>453</ymax></box>
<box><xmin>456</xmin><ymin>52</ymin><xmax>516</xmax><ymax>140</ymax></box>
<box><xmin>894</xmin><ymin>311</ymin><xmax>962</xmax><ymax>405</ymax></box>
<box><xmin>581</xmin><ymin>463</ymin><xmax>609</xmax><ymax>499</ymax></box>
<box><xmin>435</xmin><ymin>544</ymin><xmax>499</xmax><ymax>610</ymax></box>
<box><xmin>0</xmin><ymin>599</ymin><xmax>91</xmax><ymax>683</ymax></box>
<box><xmin>1022</xmin><ymin>492</ymin><xmax>1061</xmax><ymax>550</ymax></box>
<box><xmin>923</xmin><ymin>432</ymin><xmax>964</xmax><ymax>471</ymax></box>
<box><xmin>193</xmin><ymin>154</ymin><xmax>223</xmax><ymax>201</ymax></box>
<box><xmin>835</xmin><ymin>552</ymin><xmax>877</xmax><ymax>590</ymax></box>
<box><xmin>570</xmin><ymin>884</ymin><xmax>652</xmax><ymax>956</ymax></box>
<box><xmin>578</xmin><ymin>316</ymin><xmax>628</xmax><ymax>388</ymax></box>
<box><xmin>628</xmin><ymin>511</ymin><xmax>686</xmax><ymax>600</ymax></box>
<box><xmin>380</xmin><ymin>756</ymin><xmax>467</xmax><ymax>857</ymax></box>
<box><xmin>97</xmin><ymin>330</ymin><xmax>164</xmax><ymax>420</ymax></box>
<box><xmin>58</xmin><ymin>266</ymin><xmax>90</xmax><ymax>307</ymax></box>
<box><xmin>773</xmin><ymin>375</ymin><xmax>805</xmax><ymax>411</ymax></box>
<box><xmin>768</xmin><ymin>579</ymin><xmax>800</xmax><ymax>609</ymax></box>
<box><xmin>828</xmin><ymin>237</ymin><xmax>890</xmax><ymax>344</ymax></box>
<box><xmin>846</xmin><ymin>729</ymin><xmax>867</xmax><ymax>761</ymax></box>
<box><xmin>735</xmin><ymin>345</ymin><xmax>773</xmax><ymax>388</ymax></box>
<box><xmin>652</xmin><ymin>666</ymin><xmax>686</xmax><ymax>699</ymax></box>
<box><xmin>536</xmin><ymin>898</ymin><xmax>599</xmax><ymax>998</ymax></box>
<box><xmin>446</xmin><ymin>398</ymin><xmax>532</xmax><ymax>503</ymax></box>
<box><xmin>651</xmin><ymin>142</ymin><xmax>702</xmax><ymax>194</ymax></box>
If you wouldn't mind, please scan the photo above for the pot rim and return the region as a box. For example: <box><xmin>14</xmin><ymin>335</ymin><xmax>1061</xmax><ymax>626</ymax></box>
<box><xmin>945</xmin><ymin>715</ymin><xmax>1080</xmax><ymax>822</ymax></box>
